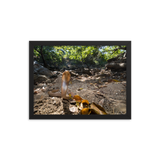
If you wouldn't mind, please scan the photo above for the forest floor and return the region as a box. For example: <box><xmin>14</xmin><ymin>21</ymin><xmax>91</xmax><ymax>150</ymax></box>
<box><xmin>33</xmin><ymin>67</ymin><xmax>126</xmax><ymax>115</ymax></box>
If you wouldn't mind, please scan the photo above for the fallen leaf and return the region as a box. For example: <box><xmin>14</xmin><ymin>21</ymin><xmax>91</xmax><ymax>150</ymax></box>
<box><xmin>34</xmin><ymin>91</ymin><xmax>38</xmax><ymax>94</ymax></box>
<box><xmin>94</xmin><ymin>86</ymin><xmax>98</xmax><ymax>89</ymax></box>
<box><xmin>108</xmin><ymin>79</ymin><xmax>114</xmax><ymax>83</ymax></box>
<box><xmin>77</xmin><ymin>88</ymin><xmax>83</xmax><ymax>91</ymax></box>
<box><xmin>112</xmin><ymin>79</ymin><xmax>120</xmax><ymax>82</ymax></box>
<box><xmin>98</xmin><ymin>80</ymin><xmax>102</xmax><ymax>83</ymax></box>
<box><xmin>40</xmin><ymin>95</ymin><xmax>44</xmax><ymax>99</ymax></box>
<box><xmin>81</xmin><ymin>108</ymin><xmax>91</xmax><ymax>115</ymax></box>
<box><xmin>81</xmin><ymin>99</ymin><xmax>89</xmax><ymax>105</ymax></box>
<box><xmin>34</xmin><ymin>88</ymin><xmax>40</xmax><ymax>94</ymax></box>
<box><xmin>76</xmin><ymin>102</ymin><xmax>80</xmax><ymax>107</ymax></box>
<box><xmin>69</xmin><ymin>105</ymin><xmax>78</xmax><ymax>113</ymax></box>
<box><xmin>67</xmin><ymin>93</ymin><xmax>73</xmax><ymax>100</ymax></box>
<box><xmin>90</xmin><ymin>103</ymin><xmax>107</xmax><ymax>115</ymax></box>
<box><xmin>78</xmin><ymin>103</ymin><xmax>83</xmax><ymax>110</ymax></box>
<box><xmin>73</xmin><ymin>95</ymin><xmax>83</xmax><ymax>102</ymax></box>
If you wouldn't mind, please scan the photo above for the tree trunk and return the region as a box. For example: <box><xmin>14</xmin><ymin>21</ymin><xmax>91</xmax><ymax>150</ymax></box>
<box><xmin>40</xmin><ymin>45</ymin><xmax>47</xmax><ymax>67</ymax></box>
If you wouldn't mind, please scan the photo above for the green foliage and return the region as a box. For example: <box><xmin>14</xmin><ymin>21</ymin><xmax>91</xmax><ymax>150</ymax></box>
<box><xmin>34</xmin><ymin>45</ymin><xmax>126</xmax><ymax>68</ymax></box>
<box><xmin>101</xmin><ymin>45</ymin><xmax>126</xmax><ymax>61</ymax></box>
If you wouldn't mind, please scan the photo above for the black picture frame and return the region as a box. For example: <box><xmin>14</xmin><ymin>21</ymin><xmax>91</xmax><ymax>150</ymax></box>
<box><xmin>29</xmin><ymin>41</ymin><xmax>131</xmax><ymax>119</ymax></box>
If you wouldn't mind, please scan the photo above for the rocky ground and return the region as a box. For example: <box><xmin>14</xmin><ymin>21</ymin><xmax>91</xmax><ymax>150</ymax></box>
<box><xmin>33</xmin><ymin>59</ymin><xmax>127</xmax><ymax>115</ymax></box>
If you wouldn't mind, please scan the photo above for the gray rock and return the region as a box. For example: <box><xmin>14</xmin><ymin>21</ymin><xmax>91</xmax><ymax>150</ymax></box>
<box><xmin>34</xmin><ymin>61</ymin><xmax>53</xmax><ymax>77</ymax></box>
<box><xmin>34</xmin><ymin>74</ymin><xmax>48</xmax><ymax>83</ymax></box>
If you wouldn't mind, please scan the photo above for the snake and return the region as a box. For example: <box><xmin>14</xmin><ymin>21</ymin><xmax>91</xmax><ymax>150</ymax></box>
<box><xmin>48</xmin><ymin>71</ymin><xmax>71</xmax><ymax>99</ymax></box>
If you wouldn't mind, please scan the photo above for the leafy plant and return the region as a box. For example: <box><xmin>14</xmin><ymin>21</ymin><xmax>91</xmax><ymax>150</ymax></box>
<box><xmin>34</xmin><ymin>45</ymin><xmax>126</xmax><ymax>68</ymax></box>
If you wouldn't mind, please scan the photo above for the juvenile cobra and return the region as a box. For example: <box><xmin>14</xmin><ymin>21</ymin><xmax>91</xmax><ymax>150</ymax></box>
<box><xmin>48</xmin><ymin>71</ymin><xmax>71</xmax><ymax>99</ymax></box>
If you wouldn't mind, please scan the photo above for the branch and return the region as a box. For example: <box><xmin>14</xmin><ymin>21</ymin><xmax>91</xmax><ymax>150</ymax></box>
<box><xmin>34</xmin><ymin>48</ymin><xmax>40</xmax><ymax>53</ymax></box>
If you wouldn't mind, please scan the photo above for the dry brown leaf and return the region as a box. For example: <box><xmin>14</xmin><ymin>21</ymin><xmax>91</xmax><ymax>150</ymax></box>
<box><xmin>69</xmin><ymin>105</ymin><xmax>78</xmax><ymax>113</ymax></box>
<box><xmin>77</xmin><ymin>88</ymin><xmax>83</xmax><ymax>91</ymax></box>
<box><xmin>108</xmin><ymin>79</ymin><xmax>114</xmax><ymax>83</ymax></box>
<box><xmin>40</xmin><ymin>95</ymin><xmax>44</xmax><ymax>99</ymax></box>
<box><xmin>73</xmin><ymin>95</ymin><xmax>83</xmax><ymax>102</ymax></box>
<box><xmin>34</xmin><ymin>91</ymin><xmax>38</xmax><ymax>94</ymax></box>
<box><xmin>112</xmin><ymin>79</ymin><xmax>120</xmax><ymax>82</ymax></box>
<box><xmin>81</xmin><ymin>108</ymin><xmax>91</xmax><ymax>115</ymax></box>
<box><xmin>81</xmin><ymin>99</ymin><xmax>89</xmax><ymax>105</ymax></box>
<box><xmin>90</xmin><ymin>103</ymin><xmax>107</xmax><ymax>115</ymax></box>
<box><xmin>34</xmin><ymin>88</ymin><xmax>40</xmax><ymax>94</ymax></box>
<box><xmin>78</xmin><ymin>103</ymin><xmax>83</xmax><ymax>110</ymax></box>
<box><xmin>81</xmin><ymin>99</ymin><xmax>89</xmax><ymax>108</ymax></box>
<box><xmin>108</xmin><ymin>79</ymin><xmax>120</xmax><ymax>83</ymax></box>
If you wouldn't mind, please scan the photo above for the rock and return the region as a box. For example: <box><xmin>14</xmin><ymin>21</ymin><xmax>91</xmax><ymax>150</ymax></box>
<box><xmin>50</xmin><ymin>74</ymin><xmax>58</xmax><ymax>78</ymax></box>
<box><xmin>99</xmin><ymin>99</ymin><xmax>105</xmax><ymax>107</ymax></box>
<box><xmin>70</xmin><ymin>71</ymin><xmax>78</xmax><ymax>77</ymax></box>
<box><xmin>80</xmin><ymin>68</ymin><xmax>92</xmax><ymax>75</ymax></box>
<box><xmin>34</xmin><ymin>74</ymin><xmax>48</xmax><ymax>83</ymax></box>
<box><xmin>106</xmin><ymin>63</ymin><xmax>126</xmax><ymax>70</ymax></box>
<box><xmin>111</xmin><ymin>100</ymin><xmax>126</xmax><ymax>113</ymax></box>
<box><xmin>52</xmin><ymin>71</ymin><xmax>58</xmax><ymax>74</ymax></box>
<box><xmin>45</xmin><ymin>79</ymin><xmax>52</xmax><ymax>83</ymax></box>
<box><xmin>34</xmin><ymin>61</ymin><xmax>53</xmax><ymax>77</ymax></box>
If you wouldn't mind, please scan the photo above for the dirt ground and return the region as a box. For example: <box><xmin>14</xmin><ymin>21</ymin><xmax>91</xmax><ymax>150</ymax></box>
<box><xmin>34</xmin><ymin>69</ymin><xmax>126</xmax><ymax>115</ymax></box>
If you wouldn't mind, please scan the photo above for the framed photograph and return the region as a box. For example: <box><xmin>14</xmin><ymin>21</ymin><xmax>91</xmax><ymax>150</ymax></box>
<box><xmin>29</xmin><ymin>41</ymin><xmax>131</xmax><ymax>119</ymax></box>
